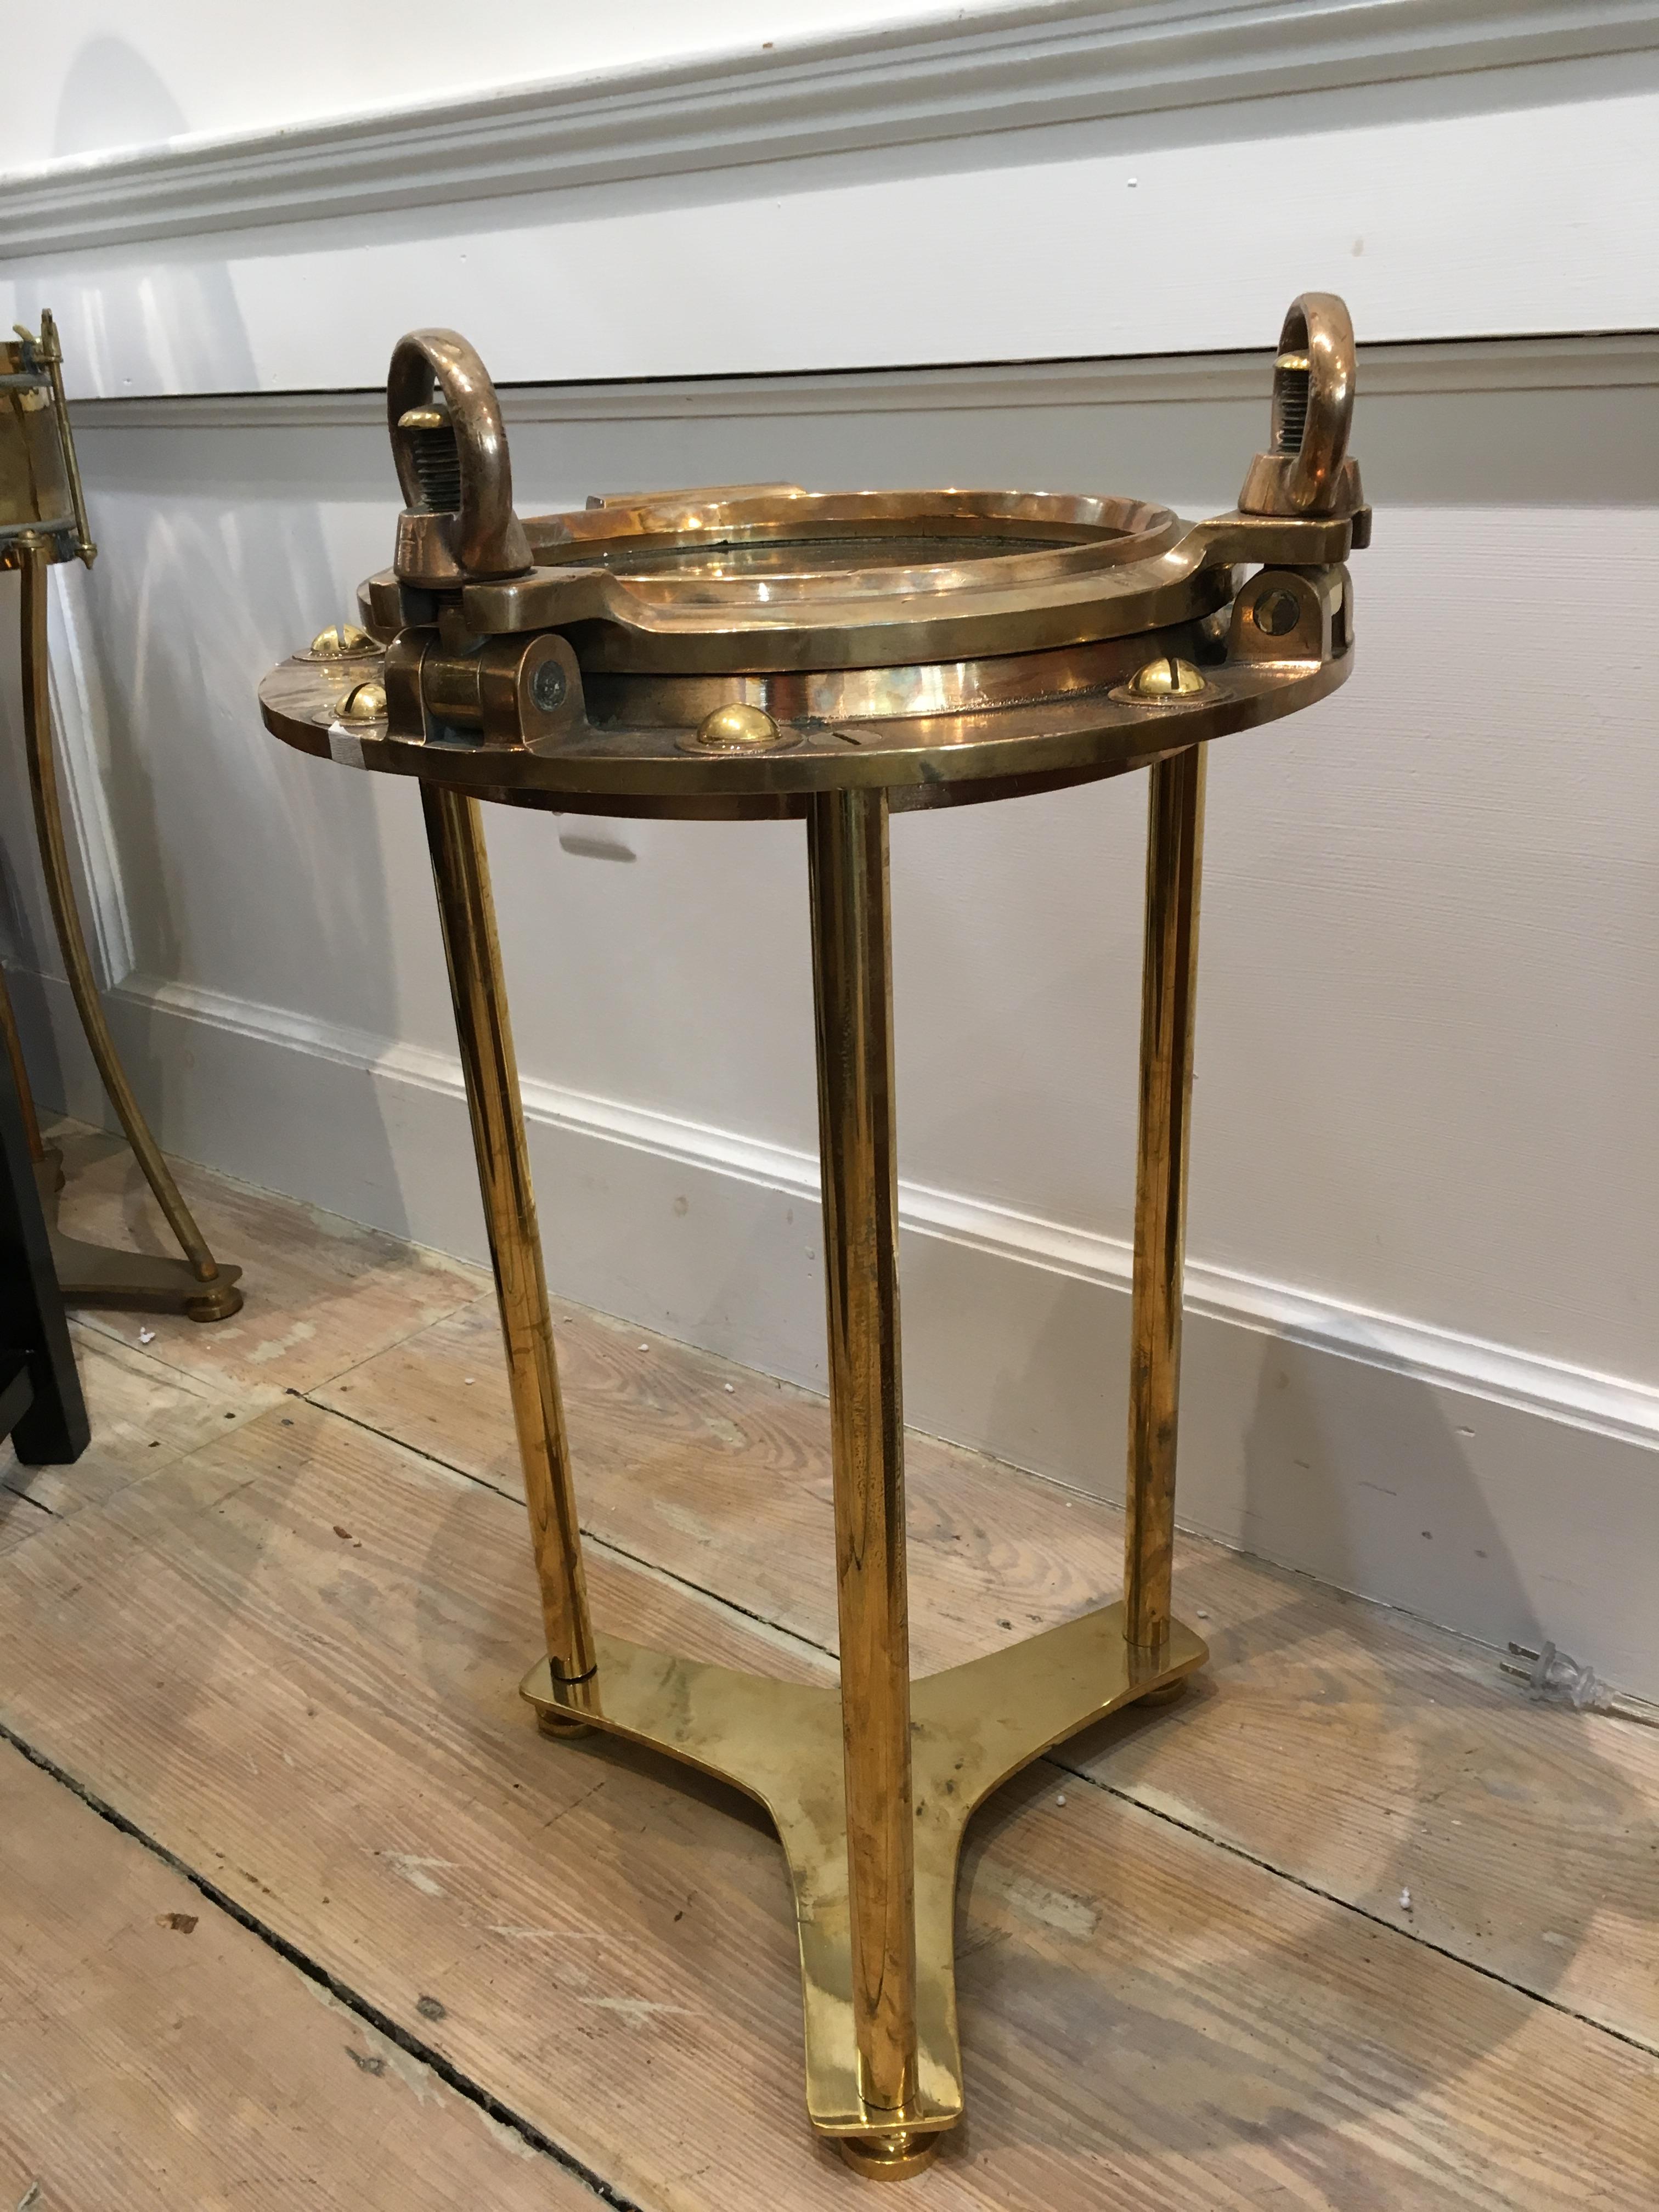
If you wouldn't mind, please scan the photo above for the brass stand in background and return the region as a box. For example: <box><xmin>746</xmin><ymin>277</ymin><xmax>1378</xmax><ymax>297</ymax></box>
<box><xmin>1</xmin><ymin>314</ymin><xmax>241</xmax><ymax>1322</ymax></box>
<box><xmin>261</xmin><ymin>295</ymin><xmax>1369</xmax><ymax>2173</ymax></box>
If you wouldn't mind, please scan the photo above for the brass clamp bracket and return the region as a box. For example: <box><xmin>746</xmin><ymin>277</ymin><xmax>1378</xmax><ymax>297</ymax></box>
<box><xmin>1</xmin><ymin>310</ymin><xmax>96</xmax><ymax>569</ymax></box>
<box><xmin>381</xmin><ymin>622</ymin><xmax>583</xmax><ymax>751</ymax></box>
<box><xmin>1227</xmin><ymin>563</ymin><xmax>1352</xmax><ymax>666</ymax></box>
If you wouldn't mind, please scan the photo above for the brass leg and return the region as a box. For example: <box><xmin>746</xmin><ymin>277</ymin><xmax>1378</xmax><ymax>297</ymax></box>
<box><xmin>509</xmin><ymin>775</ymin><xmax>1201</xmax><ymax>2167</ymax></box>
<box><xmin>806</xmin><ymin>789</ymin><xmax>936</xmax><ymax>2180</ymax></box>
<box><xmin>420</xmin><ymin>785</ymin><xmax>596</xmax><ymax>1690</ymax></box>
<box><xmin>1125</xmin><ymin>744</ymin><xmax>1206</xmax><ymax>1656</ymax></box>
<box><xmin>15</xmin><ymin>535</ymin><xmax>242</xmax><ymax>1322</ymax></box>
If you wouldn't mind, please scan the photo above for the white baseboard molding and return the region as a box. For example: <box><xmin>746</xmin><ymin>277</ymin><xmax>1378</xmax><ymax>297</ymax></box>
<box><xmin>20</xmin><ymin>963</ymin><xmax>1658</xmax><ymax>1700</ymax></box>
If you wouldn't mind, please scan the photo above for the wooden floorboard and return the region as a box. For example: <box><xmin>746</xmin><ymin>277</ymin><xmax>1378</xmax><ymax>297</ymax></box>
<box><xmin>3</xmin><ymin>1140</ymin><xmax>1655</xmax><ymax>2208</ymax></box>
<box><xmin>316</xmin><ymin>1290</ymin><xmax>1659</xmax><ymax>2056</ymax></box>
<box><xmin>0</xmin><ymin>1395</ymin><xmax>1653</xmax><ymax>2210</ymax></box>
<box><xmin>2</xmin><ymin>1321</ymin><xmax>269</xmax><ymax>1544</ymax></box>
<box><xmin>0</xmin><ymin>1731</ymin><xmax>601</xmax><ymax>2211</ymax></box>
<box><xmin>45</xmin><ymin>1122</ymin><xmax>487</xmax><ymax>1395</ymax></box>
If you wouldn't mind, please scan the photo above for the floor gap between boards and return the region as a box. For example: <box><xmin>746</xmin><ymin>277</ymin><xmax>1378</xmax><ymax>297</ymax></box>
<box><xmin>0</xmin><ymin>1722</ymin><xmax>644</xmax><ymax>2212</ymax></box>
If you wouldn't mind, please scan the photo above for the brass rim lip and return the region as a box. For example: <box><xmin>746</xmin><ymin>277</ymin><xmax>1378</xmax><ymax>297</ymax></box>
<box><xmin>675</xmin><ymin>725</ymin><xmax>803</xmax><ymax>755</ymax></box>
<box><xmin>262</xmin><ymin>647</ymin><xmax>1350</xmax><ymax>805</ymax></box>
<box><xmin>529</xmin><ymin>487</ymin><xmax>1180</xmax><ymax>563</ymax></box>
<box><xmin>587</xmin><ymin>627</ymin><xmax>1210</xmax><ymax>728</ymax></box>
<box><xmin>451</xmin><ymin>494</ymin><xmax>1223</xmax><ymax>673</ymax></box>
<box><xmin>555</xmin><ymin>567</ymin><xmax>1225</xmax><ymax>674</ymax></box>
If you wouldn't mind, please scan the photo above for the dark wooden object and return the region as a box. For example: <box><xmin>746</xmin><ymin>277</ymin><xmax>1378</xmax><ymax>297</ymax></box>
<box><xmin>0</xmin><ymin>1027</ymin><xmax>87</xmax><ymax>1464</ymax></box>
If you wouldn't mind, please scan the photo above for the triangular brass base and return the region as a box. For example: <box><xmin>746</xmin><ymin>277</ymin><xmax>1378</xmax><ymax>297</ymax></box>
<box><xmin>522</xmin><ymin>1599</ymin><xmax>1206</xmax><ymax>2147</ymax></box>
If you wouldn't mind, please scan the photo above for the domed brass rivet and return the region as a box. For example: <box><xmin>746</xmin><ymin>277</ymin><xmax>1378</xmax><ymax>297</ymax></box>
<box><xmin>1125</xmin><ymin>655</ymin><xmax>1207</xmax><ymax>701</ymax></box>
<box><xmin>692</xmin><ymin>702</ymin><xmax>783</xmax><ymax>751</ymax></box>
<box><xmin>337</xmin><ymin>681</ymin><xmax>387</xmax><ymax>723</ymax></box>
<box><xmin>307</xmin><ymin>622</ymin><xmax>374</xmax><ymax>658</ymax></box>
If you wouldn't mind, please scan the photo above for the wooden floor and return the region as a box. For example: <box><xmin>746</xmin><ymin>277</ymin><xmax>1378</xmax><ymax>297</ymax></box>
<box><xmin>2</xmin><ymin>1128</ymin><xmax>1655</xmax><ymax>2211</ymax></box>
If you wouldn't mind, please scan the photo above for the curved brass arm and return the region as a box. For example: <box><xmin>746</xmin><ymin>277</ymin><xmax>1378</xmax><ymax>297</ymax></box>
<box><xmin>15</xmin><ymin>534</ymin><xmax>241</xmax><ymax>1320</ymax></box>
<box><xmin>388</xmin><ymin>328</ymin><xmax>532</xmax><ymax>586</ymax></box>
<box><xmin>1238</xmin><ymin>292</ymin><xmax>1367</xmax><ymax>533</ymax></box>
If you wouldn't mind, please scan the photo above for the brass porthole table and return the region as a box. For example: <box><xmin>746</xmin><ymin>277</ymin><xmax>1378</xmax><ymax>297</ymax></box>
<box><xmin>258</xmin><ymin>295</ymin><xmax>1369</xmax><ymax>2180</ymax></box>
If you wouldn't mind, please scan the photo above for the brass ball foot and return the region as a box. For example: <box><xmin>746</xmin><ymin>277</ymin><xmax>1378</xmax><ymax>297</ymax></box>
<box><xmin>837</xmin><ymin>2128</ymin><xmax>943</xmax><ymax>2182</ymax></box>
<box><xmin>185</xmin><ymin>1280</ymin><xmax>245</xmax><ymax>1324</ymax></box>
<box><xmin>535</xmin><ymin>1708</ymin><xmax>594</xmax><ymax>1741</ymax></box>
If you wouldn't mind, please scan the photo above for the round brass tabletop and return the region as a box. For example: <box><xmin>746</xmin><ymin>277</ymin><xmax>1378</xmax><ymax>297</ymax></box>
<box><xmin>259</xmin><ymin>487</ymin><xmax>1358</xmax><ymax>821</ymax></box>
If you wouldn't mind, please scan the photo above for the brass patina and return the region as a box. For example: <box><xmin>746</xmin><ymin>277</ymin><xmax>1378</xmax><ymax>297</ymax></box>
<box><xmin>259</xmin><ymin>292</ymin><xmax>1369</xmax><ymax>2177</ymax></box>
<box><xmin>2</xmin><ymin>314</ymin><xmax>241</xmax><ymax>1322</ymax></box>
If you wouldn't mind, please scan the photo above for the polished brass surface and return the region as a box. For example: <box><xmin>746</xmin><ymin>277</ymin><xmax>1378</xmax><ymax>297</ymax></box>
<box><xmin>1136</xmin><ymin>1677</ymin><xmax>1189</xmax><ymax>1707</ymax></box>
<box><xmin>808</xmin><ymin>789</ymin><xmax>918</xmax><ymax>2125</ymax></box>
<box><xmin>388</xmin><ymin>329</ymin><xmax>532</xmax><ymax>584</ymax></box>
<box><xmin>686</xmin><ymin>700</ymin><xmax>791</xmax><ymax>752</ymax></box>
<box><xmin>338</xmin><ymin>680</ymin><xmax>388</xmax><ymax>722</ymax></box>
<box><xmin>10</xmin><ymin>532</ymin><xmax>242</xmax><ymax>1323</ymax></box>
<box><xmin>419</xmin><ymin>786</ymin><xmax>596</xmax><ymax>1685</ymax></box>
<box><xmin>303</xmin><ymin>622</ymin><xmax>375</xmax><ymax>660</ymax></box>
<box><xmin>256</xmin><ymin>313</ymin><xmax>1363</xmax><ymax>803</ymax></box>
<box><xmin>1124</xmin><ymin>744</ymin><xmax>1206</xmax><ymax>1654</ymax></box>
<box><xmin>403</xmin><ymin>628</ymin><xmax>580</xmax><ymax>749</ymax></box>
<box><xmin>262</xmin><ymin>626</ymin><xmax>1345</xmax><ymax>814</ymax></box>
<box><xmin>523</xmin><ymin>1600</ymin><xmax>1206</xmax><ymax>2138</ymax></box>
<box><xmin>1</xmin><ymin>313</ymin><xmax>94</xmax><ymax>565</ymax></box>
<box><xmin>1121</xmin><ymin>653</ymin><xmax>1207</xmax><ymax>701</ymax></box>
<box><xmin>837</xmin><ymin>2129</ymin><xmax>941</xmax><ymax>2182</ymax></box>
<box><xmin>258</xmin><ymin>291</ymin><xmax>1368</xmax><ymax>2175</ymax></box>
<box><xmin>403</xmin><ymin>504</ymin><xmax>1331</xmax><ymax>678</ymax></box>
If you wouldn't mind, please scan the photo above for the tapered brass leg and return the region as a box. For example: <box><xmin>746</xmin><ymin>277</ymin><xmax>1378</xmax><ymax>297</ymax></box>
<box><xmin>806</xmin><ymin>789</ymin><xmax>936</xmax><ymax>2179</ymax></box>
<box><xmin>14</xmin><ymin>535</ymin><xmax>242</xmax><ymax>1322</ymax></box>
<box><xmin>1125</xmin><ymin>744</ymin><xmax>1207</xmax><ymax>1656</ymax></box>
<box><xmin>420</xmin><ymin>786</ymin><xmax>597</xmax><ymax>1689</ymax></box>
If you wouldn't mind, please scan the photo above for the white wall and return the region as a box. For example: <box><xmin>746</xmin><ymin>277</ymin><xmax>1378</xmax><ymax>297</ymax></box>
<box><xmin>3</xmin><ymin>7</ymin><xmax>1658</xmax><ymax>1694</ymax></box>
<box><xmin>2</xmin><ymin>3</ymin><xmax>947</xmax><ymax>163</ymax></box>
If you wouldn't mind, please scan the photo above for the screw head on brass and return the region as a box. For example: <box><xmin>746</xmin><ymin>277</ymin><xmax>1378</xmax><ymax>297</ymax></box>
<box><xmin>692</xmin><ymin>702</ymin><xmax>783</xmax><ymax>751</ymax></box>
<box><xmin>1251</xmin><ymin>587</ymin><xmax>1303</xmax><ymax>639</ymax></box>
<box><xmin>531</xmin><ymin>658</ymin><xmax>568</xmax><ymax>713</ymax></box>
<box><xmin>1125</xmin><ymin>655</ymin><xmax>1207</xmax><ymax>701</ymax></box>
<box><xmin>307</xmin><ymin>623</ymin><xmax>374</xmax><ymax>658</ymax></box>
<box><xmin>337</xmin><ymin>681</ymin><xmax>387</xmax><ymax>723</ymax></box>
